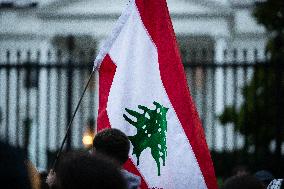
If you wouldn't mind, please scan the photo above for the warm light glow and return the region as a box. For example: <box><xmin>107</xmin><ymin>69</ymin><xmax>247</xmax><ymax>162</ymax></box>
<box><xmin>82</xmin><ymin>125</ymin><xmax>95</xmax><ymax>148</ymax></box>
<box><xmin>82</xmin><ymin>134</ymin><xmax>93</xmax><ymax>147</ymax></box>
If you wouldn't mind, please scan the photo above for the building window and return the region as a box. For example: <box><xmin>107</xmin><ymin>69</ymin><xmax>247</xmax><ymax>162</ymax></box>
<box><xmin>177</xmin><ymin>35</ymin><xmax>215</xmax><ymax>63</ymax></box>
<box><xmin>176</xmin><ymin>35</ymin><xmax>214</xmax><ymax>91</ymax></box>
<box><xmin>25</xmin><ymin>68</ymin><xmax>39</xmax><ymax>88</ymax></box>
<box><xmin>0</xmin><ymin>0</ymin><xmax>38</xmax><ymax>8</ymax></box>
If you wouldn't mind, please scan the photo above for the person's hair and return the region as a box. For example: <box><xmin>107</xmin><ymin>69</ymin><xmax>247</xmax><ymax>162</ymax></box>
<box><xmin>222</xmin><ymin>175</ymin><xmax>265</xmax><ymax>189</ymax></box>
<box><xmin>93</xmin><ymin>128</ymin><xmax>130</xmax><ymax>165</ymax></box>
<box><xmin>56</xmin><ymin>151</ymin><xmax>126</xmax><ymax>189</ymax></box>
<box><xmin>231</xmin><ymin>165</ymin><xmax>250</xmax><ymax>176</ymax></box>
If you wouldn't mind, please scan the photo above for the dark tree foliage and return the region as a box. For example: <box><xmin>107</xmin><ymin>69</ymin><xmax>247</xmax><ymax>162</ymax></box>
<box><xmin>219</xmin><ymin>0</ymin><xmax>284</xmax><ymax>156</ymax></box>
<box><xmin>253</xmin><ymin>0</ymin><xmax>284</xmax><ymax>62</ymax></box>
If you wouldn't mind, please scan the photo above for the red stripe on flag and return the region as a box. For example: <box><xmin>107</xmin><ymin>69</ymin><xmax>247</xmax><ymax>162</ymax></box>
<box><xmin>97</xmin><ymin>54</ymin><xmax>116</xmax><ymax>131</ymax></box>
<box><xmin>135</xmin><ymin>0</ymin><xmax>218</xmax><ymax>188</ymax></box>
<box><xmin>97</xmin><ymin>54</ymin><xmax>149</xmax><ymax>189</ymax></box>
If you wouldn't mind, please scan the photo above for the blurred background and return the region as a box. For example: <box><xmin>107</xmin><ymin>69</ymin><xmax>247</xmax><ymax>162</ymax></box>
<box><xmin>0</xmin><ymin>0</ymin><xmax>283</xmax><ymax>182</ymax></box>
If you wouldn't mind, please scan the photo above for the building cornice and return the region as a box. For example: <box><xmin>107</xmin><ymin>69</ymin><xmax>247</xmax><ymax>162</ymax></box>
<box><xmin>187</xmin><ymin>0</ymin><xmax>231</xmax><ymax>13</ymax></box>
<box><xmin>233</xmin><ymin>32</ymin><xmax>268</xmax><ymax>39</ymax></box>
<box><xmin>38</xmin><ymin>0</ymin><xmax>82</xmax><ymax>12</ymax></box>
<box><xmin>37</xmin><ymin>11</ymin><xmax>233</xmax><ymax>21</ymax></box>
<box><xmin>0</xmin><ymin>33</ymin><xmax>47</xmax><ymax>40</ymax></box>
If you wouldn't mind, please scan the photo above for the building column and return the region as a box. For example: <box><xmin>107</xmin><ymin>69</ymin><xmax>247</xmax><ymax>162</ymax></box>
<box><xmin>214</xmin><ymin>37</ymin><xmax>228</xmax><ymax>63</ymax></box>
<box><xmin>213</xmin><ymin>36</ymin><xmax>229</xmax><ymax>151</ymax></box>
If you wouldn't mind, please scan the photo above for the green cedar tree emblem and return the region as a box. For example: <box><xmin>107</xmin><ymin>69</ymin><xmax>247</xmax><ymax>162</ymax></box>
<box><xmin>123</xmin><ymin>101</ymin><xmax>168</xmax><ymax>176</ymax></box>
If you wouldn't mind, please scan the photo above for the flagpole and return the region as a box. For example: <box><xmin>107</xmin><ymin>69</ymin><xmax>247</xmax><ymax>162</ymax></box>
<box><xmin>51</xmin><ymin>70</ymin><xmax>95</xmax><ymax>170</ymax></box>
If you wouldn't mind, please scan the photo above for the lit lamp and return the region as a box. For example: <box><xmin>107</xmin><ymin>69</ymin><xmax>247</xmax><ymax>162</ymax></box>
<box><xmin>82</xmin><ymin>119</ymin><xmax>96</xmax><ymax>149</ymax></box>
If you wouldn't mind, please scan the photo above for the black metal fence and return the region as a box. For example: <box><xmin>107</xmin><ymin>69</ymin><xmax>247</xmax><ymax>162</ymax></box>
<box><xmin>0</xmin><ymin>49</ymin><xmax>283</xmax><ymax>177</ymax></box>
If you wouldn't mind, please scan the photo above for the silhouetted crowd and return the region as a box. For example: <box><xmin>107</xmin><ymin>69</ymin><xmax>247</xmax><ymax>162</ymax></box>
<box><xmin>0</xmin><ymin>128</ymin><xmax>283</xmax><ymax>189</ymax></box>
<box><xmin>222</xmin><ymin>169</ymin><xmax>283</xmax><ymax>189</ymax></box>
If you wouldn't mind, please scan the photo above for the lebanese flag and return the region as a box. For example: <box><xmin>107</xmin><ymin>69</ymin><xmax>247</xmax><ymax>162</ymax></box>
<box><xmin>94</xmin><ymin>0</ymin><xmax>217</xmax><ymax>188</ymax></box>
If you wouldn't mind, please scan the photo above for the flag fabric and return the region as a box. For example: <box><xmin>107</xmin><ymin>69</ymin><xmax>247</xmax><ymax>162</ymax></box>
<box><xmin>94</xmin><ymin>0</ymin><xmax>217</xmax><ymax>188</ymax></box>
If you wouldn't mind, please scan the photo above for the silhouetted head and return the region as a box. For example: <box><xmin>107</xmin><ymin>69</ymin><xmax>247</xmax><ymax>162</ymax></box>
<box><xmin>222</xmin><ymin>175</ymin><xmax>265</xmax><ymax>189</ymax></box>
<box><xmin>93</xmin><ymin>128</ymin><xmax>130</xmax><ymax>165</ymax></box>
<box><xmin>255</xmin><ymin>170</ymin><xmax>274</xmax><ymax>187</ymax></box>
<box><xmin>56</xmin><ymin>152</ymin><xmax>126</xmax><ymax>189</ymax></box>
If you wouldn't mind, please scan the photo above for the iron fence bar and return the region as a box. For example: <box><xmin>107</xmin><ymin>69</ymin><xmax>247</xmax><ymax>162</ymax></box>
<box><xmin>88</xmin><ymin>70</ymin><xmax>93</xmax><ymax>129</ymax></box>
<box><xmin>89</xmin><ymin>48</ymin><xmax>96</xmax><ymax>136</ymax></box>
<box><xmin>188</xmin><ymin>49</ymin><xmax>197</xmax><ymax>101</ymax></box>
<box><xmin>78</xmin><ymin>71</ymin><xmax>84</xmax><ymax>147</ymax></box>
<box><xmin>66</xmin><ymin>51</ymin><xmax>74</xmax><ymax>151</ymax></box>
<box><xmin>45</xmin><ymin>50</ymin><xmax>52</xmax><ymax>164</ymax></box>
<box><xmin>183</xmin><ymin>62</ymin><xmax>265</xmax><ymax>68</ymax></box>
<box><xmin>89</xmin><ymin>49</ymin><xmax>95</xmax><ymax>64</ymax></box>
<box><xmin>56</xmin><ymin>50</ymin><xmax>62</xmax><ymax>149</ymax></box>
<box><xmin>201</xmin><ymin>50</ymin><xmax>207</xmax><ymax>132</ymax></box>
<box><xmin>5</xmin><ymin>51</ymin><xmax>10</xmax><ymax>143</ymax></box>
<box><xmin>192</xmin><ymin>67</ymin><xmax>197</xmax><ymax>100</ymax></box>
<box><xmin>1</xmin><ymin>61</ymin><xmax>277</xmax><ymax>69</ymax></box>
<box><xmin>25</xmin><ymin>51</ymin><xmax>32</xmax><ymax>153</ymax></box>
<box><xmin>87</xmin><ymin>68</ymin><xmax>96</xmax><ymax>139</ymax></box>
<box><xmin>0</xmin><ymin>63</ymin><xmax>92</xmax><ymax>69</ymax></box>
<box><xmin>243</xmin><ymin>49</ymin><xmax>249</xmax><ymax>154</ymax></box>
<box><xmin>35</xmin><ymin>51</ymin><xmax>40</xmax><ymax>167</ymax></box>
<box><xmin>16</xmin><ymin>51</ymin><xmax>21</xmax><ymax>147</ymax></box>
<box><xmin>210</xmin><ymin>50</ymin><xmax>216</xmax><ymax>150</ymax></box>
<box><xmin>88</xmin><ymin>84</ymin><xmax>91</xmax><ymax>128</ymax></box>
<box><xmin>90</xmin><ymin>76</ymin><xmax>96</xmax><ymax>124</ymax></box>
<box><xmin>78</xmin><ymin>51</ymin><xmax>85</xmax><ymax>147</ymax></box>
<box><xmin>223</xmin><ymin>50</ymin><xmax>228</xmax><ymax>151</ymax></box>
<box><xmin>232</xmin><ymin>49</ymin><xmax>238</xmax><ymax>151</ymax></box>
<box><xmin>211</xmin><ymin>63</ymin><xmax>216</xmax><ymax>150</ymax></box>
<box><xmin>253</xmin><ymin>50</ymin><xmax>259</xmax><ymax>160</ymax></box>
